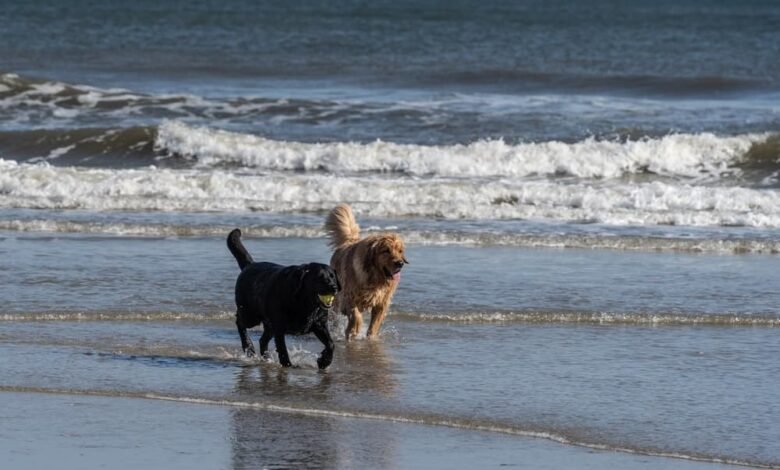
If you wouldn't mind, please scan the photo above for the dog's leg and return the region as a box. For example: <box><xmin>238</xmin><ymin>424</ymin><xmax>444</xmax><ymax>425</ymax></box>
<box><xmin>259</xmin><ymin>322</ymin><xmax>273</xmax><ymax>358</ymax></box>
<box><xmin>366</xmin><ymin>304</ymin><xmax>388</xmax><ymax>338</ymax></box>
<box><xmin>274</xmin><ymin>333</ymin><xmax>293</xmax><ymax>367</ymax></box>
<box><xmin>236</xmin><ymin>312</ymin><xmax>256</xmax><ymax>357</ymax></box>
<box><xmin>312</xmin><ymin>324</ymin><xmax>335</xmax><ymax>370</ymax></box>
<box><xmin>345</xmin><ymin>307</ymin><xmax>363</xmax><ymax>341</ymax></box>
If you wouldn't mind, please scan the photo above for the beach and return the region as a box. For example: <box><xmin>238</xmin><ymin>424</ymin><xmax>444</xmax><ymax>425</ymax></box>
<box><xmin>2</xmin><ymin>235</ymin><xmax>779</xmax><ymax>468</ymax></box>
<box><xmin>1</xmin><ymin>390</ymin><xmax>751</xmax><ymax>470</ymax></box>
<box><xmin>2</xmin><ymin>0</ymin><xmax>780</xmax><ymax>468</ymax></box>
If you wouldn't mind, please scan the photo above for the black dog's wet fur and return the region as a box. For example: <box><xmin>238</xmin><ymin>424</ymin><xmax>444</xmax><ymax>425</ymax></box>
<box><xmin>227</xmin><ymin>229</ymin><xmax>340</xmax><ymax>369</ymax></box>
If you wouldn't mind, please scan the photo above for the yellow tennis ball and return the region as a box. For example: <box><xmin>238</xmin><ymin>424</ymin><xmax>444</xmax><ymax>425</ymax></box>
<box><xmin>318</xmin><ymin>294</ymin><xmax>335</xmax><ymax>306</ymax></box>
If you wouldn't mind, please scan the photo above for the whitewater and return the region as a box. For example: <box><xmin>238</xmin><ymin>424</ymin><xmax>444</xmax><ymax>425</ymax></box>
<box><xmin>2</xmin><ymin>121</ymin><xmax>780</xmax><ymax>231</ymax></box>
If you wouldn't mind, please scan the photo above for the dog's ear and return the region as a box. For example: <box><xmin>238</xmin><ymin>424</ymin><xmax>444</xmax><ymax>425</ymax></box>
<box><xmin>365</xmin><ymin>239</ymin><xmax>383</xmax><ymax>272</ymax></box>
<box><xmin>293</xmin><ymin>266</ymin><xmax>310</xmax><ymax>297</ymax></box>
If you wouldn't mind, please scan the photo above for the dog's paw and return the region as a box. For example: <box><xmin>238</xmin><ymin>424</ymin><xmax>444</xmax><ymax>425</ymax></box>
<box><xmin>244</xmin><ymin>348</ymin><xmax>256</xmax><ymax>358</ymax></box>
<box><xmin>317</xmin><ymin>349</ymin><xmax>333</xmax><ymax>370</ymax></box>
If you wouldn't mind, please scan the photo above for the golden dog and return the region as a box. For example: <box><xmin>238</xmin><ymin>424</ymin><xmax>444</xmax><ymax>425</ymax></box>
<box><xmin>324</xmin><ymin>204</ymin><xmax>408</xmax><ymax>340</ymax></box>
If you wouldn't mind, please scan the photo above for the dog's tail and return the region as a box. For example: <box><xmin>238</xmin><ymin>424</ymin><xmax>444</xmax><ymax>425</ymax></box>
<box><xmin>227</xmin><ymin>229</ymin><xmax>253</xmax><ymax>270</ymax></box>
<box><xmin>324</xmin><ymin>203</ymin><xmax>361</xmax><ymax>248</ymax></box>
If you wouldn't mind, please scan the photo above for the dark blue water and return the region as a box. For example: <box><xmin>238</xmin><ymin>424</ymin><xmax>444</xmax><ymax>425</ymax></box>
<box><xmin>4</xmin><ymin>0</ymin><xmax>780</xmax><ymax>94</ymax></box>
<box><xmin>2</xmin><ymin>0</ymin><xmax>780</xmax><ymax>144</ymax></box>
<box><xmin>1</xmin><ymin>0</ymin><xmax>780</xmax><ymax>237</ymax></box>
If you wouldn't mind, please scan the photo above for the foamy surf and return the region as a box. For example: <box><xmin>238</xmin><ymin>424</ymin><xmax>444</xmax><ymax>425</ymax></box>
<box><xmin>3</xmin><ymin>309</ymin><xmax>778</xmax><ymax>327</ymax></box>
<box><xmin>2</xmin><ymin>218</ymin><xmax>780</xmax><ymax>254</ymax></box>
<box><xmin>392</xmin><ymin>310</ymin><xmax>780</xmax><ymax>326</ymax></box>
<box><xmin>0</xmin><ymin>310</ymin><xmax>234</xmax><ymax>322</ymax></box>
<box><xmin>156</xmin><ymin>120</ymin><xmax>771</xmax><ymax>180</ymax></box>
<box><xmin>4</xmin><ymin>158</ymin><xmax>780</xmax><ymax>228</ymax></box>
<box><xmin>0</xmin><ymin>219</ymin><xmax>324</xmax><ymax>239</ymax></box>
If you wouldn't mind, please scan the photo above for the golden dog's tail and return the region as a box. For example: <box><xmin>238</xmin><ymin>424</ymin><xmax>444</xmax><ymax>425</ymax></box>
<box><xmin>325</xmin><ymin>204</ymin><xmax>360</xmax><ymax>248</ymax></box>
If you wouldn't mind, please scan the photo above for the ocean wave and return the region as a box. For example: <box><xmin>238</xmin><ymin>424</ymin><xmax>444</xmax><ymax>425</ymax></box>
<box><xmin>3</xmin><ymin>309</ymin><xmax>778</xmax><ymax>327</ymax></box>
<box><xmin>0</xmin><ymin>310</ymin><xmax>234</xmax><ymax>322</ymax></box>
<box><xmin>3</xmin><ymin>218</ymin><xmax>780</xmax><ymax>254</ymax></box>
<box><xmin>157</xmin><ymin>120</ymin><xmax>773</xmax><ymax>180</ymax></box>
<box><xmin>6</xmin><ymin>121</ymin><xmax>778</xmax><ymax>182</ymax></box>
<box><xmin>3</xmin><ymin>158</ymin><xmax>780</xmax><ymax>228</ymax></box>
<box><xmin>3</xmin><ymin>71</ymin><xmax>780</xmax><ymax>174</ymax></box>
<box><xmin>0</xmin><ymin>126</ymin><xmax>157</xmax><ymax>164</ymax></box>
<box><xmin>0</xmin><ymin>73</ymin><xmax>441</xmax><ymax>136</ymax></box>
<box><xmin>0</xmin><ymin>219</ymin><xmax>322</xmax><ymax>238</ymax></box>
<box><xmin>0</xmin><ymin>73</ymin><xmax>236</xmax><ymax>120</ymax></box>
<box><xmin>393</xmin><ymin>310</ymin><xmax>780</xmax><ymax>327</ymax></box>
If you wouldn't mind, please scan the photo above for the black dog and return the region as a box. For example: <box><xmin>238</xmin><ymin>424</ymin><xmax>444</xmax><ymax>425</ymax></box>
<box><xmin>227</xmin><ymin>229</ymin><xmax>340</xmax><ymax>369</ymax></box>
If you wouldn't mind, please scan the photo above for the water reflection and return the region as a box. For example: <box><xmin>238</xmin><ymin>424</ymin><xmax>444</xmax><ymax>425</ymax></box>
<box><xmin>231</xmin><ymin>365</ymin><xmax>337</xmax><ymax>469</ymax></box>
<box><xmin>341</xmin><ymin>340</ymin><xmax>398</xmax><ymax>397</ymax></box>
<box><xmin>229</xmin><ymin>340</ymin><xmax>400</xmax><ymax>469</ymax></box>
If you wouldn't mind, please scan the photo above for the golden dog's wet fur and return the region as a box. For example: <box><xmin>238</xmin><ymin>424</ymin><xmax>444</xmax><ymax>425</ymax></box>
<box><xmin>324</xmin><ymin>204</ymin><xmax>408</xmax><ymax>340</ymax></box>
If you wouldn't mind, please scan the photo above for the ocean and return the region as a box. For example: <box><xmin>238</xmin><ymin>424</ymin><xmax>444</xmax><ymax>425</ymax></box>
<box><xmin>1</xmin><ymin>0</ymin><xmax>779</xmax><ymax>468</ymax></box>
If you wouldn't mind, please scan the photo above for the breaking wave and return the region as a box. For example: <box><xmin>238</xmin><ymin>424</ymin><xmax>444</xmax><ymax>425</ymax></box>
<box><xmin>157</xmin><ymin>120</ymin><xmax>775</xmax><ymax>180</ymax></box>
<box><xmin>1</xmin><ymin>118</ymin><xmax>778</xmax><ymax>183</ymax></box>
<box><xmin>0</xmin><ymin>126</ymin><xmax>157</xmax><ymax>165</ymax></box>
<box><xmin>3</xmin><ymin>157</ymin><xmax>780</xmax><ymax>228</ymax></box>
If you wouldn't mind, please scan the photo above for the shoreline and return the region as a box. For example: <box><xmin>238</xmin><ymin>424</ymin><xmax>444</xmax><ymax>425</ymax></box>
<box><xmin>0</xmin><ymin>390</ymin><xmax>756</xmax><ymax>470</ymax></box>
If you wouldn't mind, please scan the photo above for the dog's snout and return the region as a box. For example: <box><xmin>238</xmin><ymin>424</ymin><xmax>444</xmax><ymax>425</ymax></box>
<box><xmin>394</xmin><ymin>260</ymin><xmax>404</xmax><ymax>269</ymax></box>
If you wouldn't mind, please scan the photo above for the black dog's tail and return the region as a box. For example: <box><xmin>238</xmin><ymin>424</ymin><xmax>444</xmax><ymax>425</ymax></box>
<box><xmin>227</xmin><ymin>229</ymin><xmax>253</xmax><ymax>270</ymax></box>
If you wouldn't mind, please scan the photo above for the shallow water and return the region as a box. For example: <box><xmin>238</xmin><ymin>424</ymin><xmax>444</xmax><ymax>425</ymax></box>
<box><xmin>3</xmin><ymin>232</ymin><xmax>780</xmax><ymax>318</ymax></box>
<box><xmin>2</xmin><ymin>391</ymin><xmax>750</xmax><ymax>470</ymax></box>
<box><xmin>2</xmin><ymin>234</ymin><xmax>779</xmax><ymax>467</ymax></box>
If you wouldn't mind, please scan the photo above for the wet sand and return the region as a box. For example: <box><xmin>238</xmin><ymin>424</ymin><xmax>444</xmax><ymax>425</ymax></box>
<box><xmin>1</xmin><ymin>391</ymin><xmax>747</xmax><ymax>470</ymax></box>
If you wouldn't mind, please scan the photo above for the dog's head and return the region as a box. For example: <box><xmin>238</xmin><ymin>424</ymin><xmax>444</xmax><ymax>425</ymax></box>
<box><xmin>368</xmin><ymin>234</ymin><xmax>408</xmax><ymax>282</ymax></box>
<box><xmin>298</xmin><ymin>263</ymin><xmax>341</xmax><ymax>309</ymax></box>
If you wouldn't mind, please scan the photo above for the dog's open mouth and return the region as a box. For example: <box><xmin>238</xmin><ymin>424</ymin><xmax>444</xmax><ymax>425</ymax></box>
<box><xmin>317</xmin><ymin>293</ymin><xmax>335</xmax><ymax>308</ymax></box>
<box><xmin>383</xmin><ymin>267</ymin><xmax>402</xmax><ymax>282</ymax></box>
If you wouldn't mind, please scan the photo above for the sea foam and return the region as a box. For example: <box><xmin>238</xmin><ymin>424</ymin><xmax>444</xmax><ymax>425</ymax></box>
<box><xmin>3</xmin><ymin>158</ymin><xmax>780</xmax><ymax>228</ymax></box>
<box><xmin>3</xmin><ymin>218</ymin><xmax>780</xmax><ymax>254</ymax></box>
<box><xmin>156</xmin><ymin>120</ymin><xmax>767</xmax><ymax>180</ymax></box>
